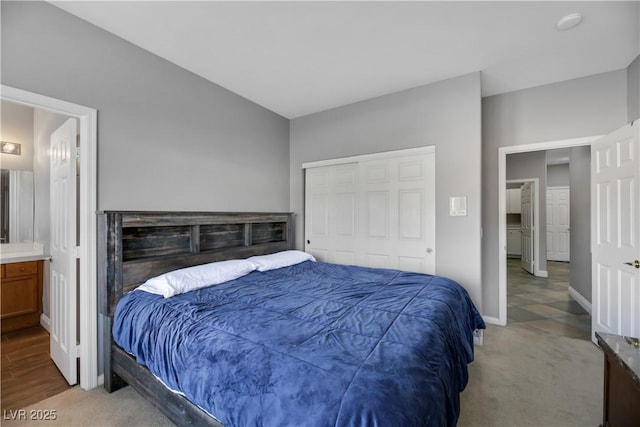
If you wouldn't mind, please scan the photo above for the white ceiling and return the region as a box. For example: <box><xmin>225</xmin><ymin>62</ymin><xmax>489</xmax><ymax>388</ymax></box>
<box><xmin>51</xmin><ymin>1</ymin><xmax>639</xmax><ymax>119</ymax></box>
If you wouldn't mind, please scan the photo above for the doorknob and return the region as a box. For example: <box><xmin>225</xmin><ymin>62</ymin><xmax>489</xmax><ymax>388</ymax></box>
<box><xmin>624</xmin><ymin>260</ymin><xmax>640</xmax><ymax>269</ymax></box>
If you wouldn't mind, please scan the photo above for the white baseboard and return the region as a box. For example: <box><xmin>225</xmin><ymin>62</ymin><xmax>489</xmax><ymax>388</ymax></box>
<box><xmin>568</xmin><ymin>286</ymin><xmax>592</xmax><ymax>314</ymax></box>
<box><xmin>98</xmin><ymin>374</ymin><xmax>104</xmax><ymax>386</ymax></box>
<box><xmin>482</xmin><ymin>315</ymin><xmax>503</xmax><ymax>326</ymax></box>
<box><xmin>536</xmin><ymin>269</ymin><xmax>548</xmax><ymax>278</ymax></box>
<box><xmin>40</xmin><ymin>313</ymin><xmax>50</xmax><ymax>332</ymax></box>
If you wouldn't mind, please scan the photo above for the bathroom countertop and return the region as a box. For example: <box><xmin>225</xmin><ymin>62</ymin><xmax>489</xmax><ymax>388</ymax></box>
<box><xmin>0</xmin><ymin>253</ymin><xmax>50</xmax><ymax>264</ymax></box>
<box><xmin>0</xmin><ymin>243</ymin><xmax>49</xmax><ymax>264</ymax></box>
<box><xmin>596</xmin><ymin>331</ymin><xmax>640</xmax><ymax>386</ymax></box>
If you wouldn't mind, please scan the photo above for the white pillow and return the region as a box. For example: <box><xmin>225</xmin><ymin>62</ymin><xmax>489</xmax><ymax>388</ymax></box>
<box><xmin>137</xmin><ymin>259</ymin><xmax>256</xmax><ymax>298</ymax></box>
<box><xmin>247</xmin><ymin>250</ymin><xmax>315</xmax><ymax>272</ymax></box>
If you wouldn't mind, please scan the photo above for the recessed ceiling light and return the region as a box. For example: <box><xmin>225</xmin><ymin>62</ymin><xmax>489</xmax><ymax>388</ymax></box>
<box><xmin>557</xmin><ymin>13</ymin><xmax>583</xmax><ymax>31</ymax></box>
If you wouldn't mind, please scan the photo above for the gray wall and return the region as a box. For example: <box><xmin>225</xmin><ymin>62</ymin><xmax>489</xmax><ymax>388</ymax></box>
<box><xmin>546</xmin><ymin>164</ymin><xmax>570</xmax><ymax>187</ymax></box>
<box><xmin>569</xmin><ymin>146</ymin><xmax>591</xmax><ymax>303</ymax></box>
<box><xmin>482</xmin><ymin>70</ymin><xmax>627</xmax><ymax>318</ymax></box>
<box><xmin>2</xmin><ymin>0</ymin><xmax>290</xmax><ymax>376</ymax></box>
<box><xmin>628</xmin><ymin>55</ymin><xmax>640</xmax><ymax>122</ymax></box>
<box><xmin>290</xmin><ymin>73</ymin><xmax>483</xmax><ymax>309</ymax></box>
<box><xmin>506</xmin><ymin>151</ymin><xmax>547</xmax><ymax>273</ymax></box>
<box><xmin>1</xmin><ymin>1</ymin><xmax>290</xmax><ymax>212</ymax></box>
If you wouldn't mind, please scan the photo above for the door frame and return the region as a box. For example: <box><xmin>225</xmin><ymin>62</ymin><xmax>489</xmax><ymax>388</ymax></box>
<box><xmin>1</xmin><ymin>85</ymin><xmax>98</xmax><ymax>390</ymax></box>
<box><xmin>496</xmin><ymin>135</ymin><xmax>601</xmax><ymax>326</ymax></box>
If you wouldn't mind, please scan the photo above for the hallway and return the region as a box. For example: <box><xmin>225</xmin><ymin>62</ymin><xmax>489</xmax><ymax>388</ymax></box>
<box><xmin>507</xmin><ymin>258</ymin><xmax>591</xmax><ymax>340</ymax></box>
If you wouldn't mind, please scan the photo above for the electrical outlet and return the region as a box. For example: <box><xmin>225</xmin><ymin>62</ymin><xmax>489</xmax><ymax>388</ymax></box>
<box><xmin>473</xmin><ymin>329</ymin><xmax>484</xmax><ymax>346</ymax></box>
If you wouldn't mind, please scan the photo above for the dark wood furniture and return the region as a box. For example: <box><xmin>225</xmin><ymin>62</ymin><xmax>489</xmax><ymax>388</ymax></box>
<box><xmin>98</xmin><ymin>211</ymin><xmax>294</xmax><ymax>426</ymax></box>
<box><xmin>1</xmin><ymin>259</ymin><xmax>44</xmax><ymax>333</ymax></box>
<box><xmin>596</xmin><ymin>332</ymin><xmax>640</xmax><ymax>427</ymax></box>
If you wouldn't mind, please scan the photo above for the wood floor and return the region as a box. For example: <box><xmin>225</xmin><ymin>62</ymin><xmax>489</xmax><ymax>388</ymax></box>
<box><xmin>1</xmin><ymin>325</ymin><xmax>71</xmax><ymax>411</ymax></box>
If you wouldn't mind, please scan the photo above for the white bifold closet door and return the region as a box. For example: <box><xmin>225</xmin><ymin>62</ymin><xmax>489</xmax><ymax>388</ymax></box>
<box><xmin>304</xmin><ymin>148</ymin><xmax>435</xmax><ymax>274</ymax></box>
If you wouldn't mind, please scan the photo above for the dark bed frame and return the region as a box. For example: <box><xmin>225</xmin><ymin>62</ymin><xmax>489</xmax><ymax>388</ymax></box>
<box><xmin>98</xmin><ymin>211</ymin><xmax>294</xmax><ymax>426</ymax></box>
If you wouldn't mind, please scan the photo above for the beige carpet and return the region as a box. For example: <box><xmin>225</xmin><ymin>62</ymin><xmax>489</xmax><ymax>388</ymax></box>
<box><xmin>458</xmin><ymin>324</ymin><xmax>602</xmax><ymax>426</ymax></box>
<box><xmin>3</xmin><ymin>324</ymin><xmax>602</xmax><ymax>427</ymax></box>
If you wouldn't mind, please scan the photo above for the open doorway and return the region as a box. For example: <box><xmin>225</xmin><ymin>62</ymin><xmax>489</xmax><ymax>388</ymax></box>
<box><xmin>0</xmin><ymin>100</ymin><xmax>79</xmax><ymax>410</ymax></box>
<box><xmin>505</xmin><ymin>177</ymin><xmax>542</xmax><ymax>277</ymax></box>
<box><xmin>0</xmin><ymin>85</ymin><xmax>98</xmax><ymax>396</ymax></box>
<box><xmin>497</xmin><ymin>136</ymin><xmax>599</xmax><ymax>331</ymax></box>
<box><xmin>504</xmin><ymin>149</ymin><xmax>590</xmax><ymax>339</ymax></box>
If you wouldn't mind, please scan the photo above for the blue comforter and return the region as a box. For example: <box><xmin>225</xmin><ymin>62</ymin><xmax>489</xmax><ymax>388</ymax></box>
<box><xmin>114</xmin><ymin>261</ymin><xmax>484</xmax><ymax>427</ymax></box>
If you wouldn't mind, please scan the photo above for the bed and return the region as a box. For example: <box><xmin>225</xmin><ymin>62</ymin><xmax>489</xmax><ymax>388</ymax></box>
<box><xmin>98</xmin><ymin>211</ymin><xmax>484</xmax><ymax>427</ymax></box>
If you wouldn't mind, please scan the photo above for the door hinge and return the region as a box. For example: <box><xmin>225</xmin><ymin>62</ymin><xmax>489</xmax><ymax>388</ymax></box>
<box><xmin>75</xmin><ymin>345</ymin><xmax>81</xmax><ymax>358</ymax></box>
<box><xmin>75</xmin><ymin>246</ymin><xmax>81</xmax><ymax>259</ymax></box>
<box><xmin>75</xmin><ymin>147</ymin><xmax>80</xmax><ymax>160</ymax></box>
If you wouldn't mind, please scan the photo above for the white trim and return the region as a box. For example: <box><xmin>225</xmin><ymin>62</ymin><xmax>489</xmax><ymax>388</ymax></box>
<box><xmin>1</xmin><ymin>85</ymin><xmax>99</xmax><ymax>390</ymax></box>
<box><xmin>302</xmin><ymin>145</ymin><xmax>435</xmax><ymax>169</ymax></box>
<box><xmin>568</xmin><ymin>286</ymin><xmax>592</xmax><ymax>314</ymax></box>
<box><xmin>537</xmin><ymin>270</ymin><xmax>548</xmax><ymax>278</ymax></box>
<box><xmin>482</xmin><ymin>315</ymin><xmax>503</xmax><ymax>326</ymax></box>
<box><xmin>40</xmin><ymin>313</ymin><xmax>50</xmax><ymax>332</ymax></box>
<box><xmin>98</xmin><ymin>374</ymin><xmax>104</xmax><ymax>386</ymax></box>
<box><xmin>497</xmin><ymin>135</ymin><xmax>602</xmax><ymax>326</ymax></box>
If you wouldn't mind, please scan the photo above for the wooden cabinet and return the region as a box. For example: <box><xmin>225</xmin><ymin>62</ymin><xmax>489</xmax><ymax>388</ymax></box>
<box><xmin>506</xmin><ymin>188</ymin><xmax>522</xmax><ymax>214</ymax></box>
<box><xmin>1</xmin><ymin>260</ymin><xmax>44</xmax><ymax>333</ymax></box>
<box><xmin>596</xmin><ymin>332</ymin><xmax>640</xmax><ymax>427</ymax></box>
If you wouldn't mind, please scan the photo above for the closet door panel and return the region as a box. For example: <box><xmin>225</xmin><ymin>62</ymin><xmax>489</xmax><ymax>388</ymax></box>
<box><xmin>305</xmin><ymin>149</ymin><xmax>435</xmax><ymax>274</ymax></box>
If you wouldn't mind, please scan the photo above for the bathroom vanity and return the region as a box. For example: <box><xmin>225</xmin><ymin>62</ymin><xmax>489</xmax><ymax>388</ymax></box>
<box><xmin>1</xmin><ymin>259</ymin><xmax>44</xmax><ymax>333</ymax></box>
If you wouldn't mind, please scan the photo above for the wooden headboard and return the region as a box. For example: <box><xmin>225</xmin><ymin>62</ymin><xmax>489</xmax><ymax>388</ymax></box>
<box><xmin>98</xmin><ymin>211</ymin><xmax>294</xmax><ymax>317</ymax></box>
<box><xmin>97</xmin><ymin>211</ymin><xmax>293</xmax><ymax>419</ymax></box>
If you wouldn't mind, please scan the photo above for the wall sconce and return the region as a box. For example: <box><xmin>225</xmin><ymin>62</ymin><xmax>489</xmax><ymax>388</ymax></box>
<box><xmin>1</xmin><ymin>141</ymin><xmax>22</xmax><ymax>155</ymax></box>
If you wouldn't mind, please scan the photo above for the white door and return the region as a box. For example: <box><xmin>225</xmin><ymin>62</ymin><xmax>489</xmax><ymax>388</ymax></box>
<box><xmin>305</xmin><ymin>151</ymin><xmax>436</xmax><ymax>274</ymax></box>
<box><xmin>50</xmin><ymin>118</ymin><xmax>78</xmax><ymax>385</ymax></box>
<box><xmin>305</xmin><ymin>163</ymin><xmax>360</xmax><ymax>265</ymax></box>
<box><xmin>592</xmin><ymin>122</ymin><xmax>640</xmax><ymax>340</ymax></box>
<box><xmin>520</xmin><ymin>183</ymin><xmax>535</xmax><ymax>274</ymax></box>
<box><xmin>546</xmin><ymin>187</ymin><xmax>570</xmax><ymax>262</ymax></box>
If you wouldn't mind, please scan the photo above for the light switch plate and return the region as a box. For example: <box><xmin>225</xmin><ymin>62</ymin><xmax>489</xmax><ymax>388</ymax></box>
<box><xmin>449</xmin><ymin>196</ymin><xmax>467</xmax><ymax>216</ymax></box>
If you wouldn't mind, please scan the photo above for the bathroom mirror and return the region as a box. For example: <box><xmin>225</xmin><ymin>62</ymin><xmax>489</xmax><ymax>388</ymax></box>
<box><xmin>0</xmin><ymin>169</ymin><xmax>34</xmax><ymax>244</ymax></box>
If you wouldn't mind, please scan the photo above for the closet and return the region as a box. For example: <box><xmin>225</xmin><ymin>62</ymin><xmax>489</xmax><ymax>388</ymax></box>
<box><xmin>304</xmin><ymin>147</ymin><xmax>435</xmax><ymax>274</ymax></box>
